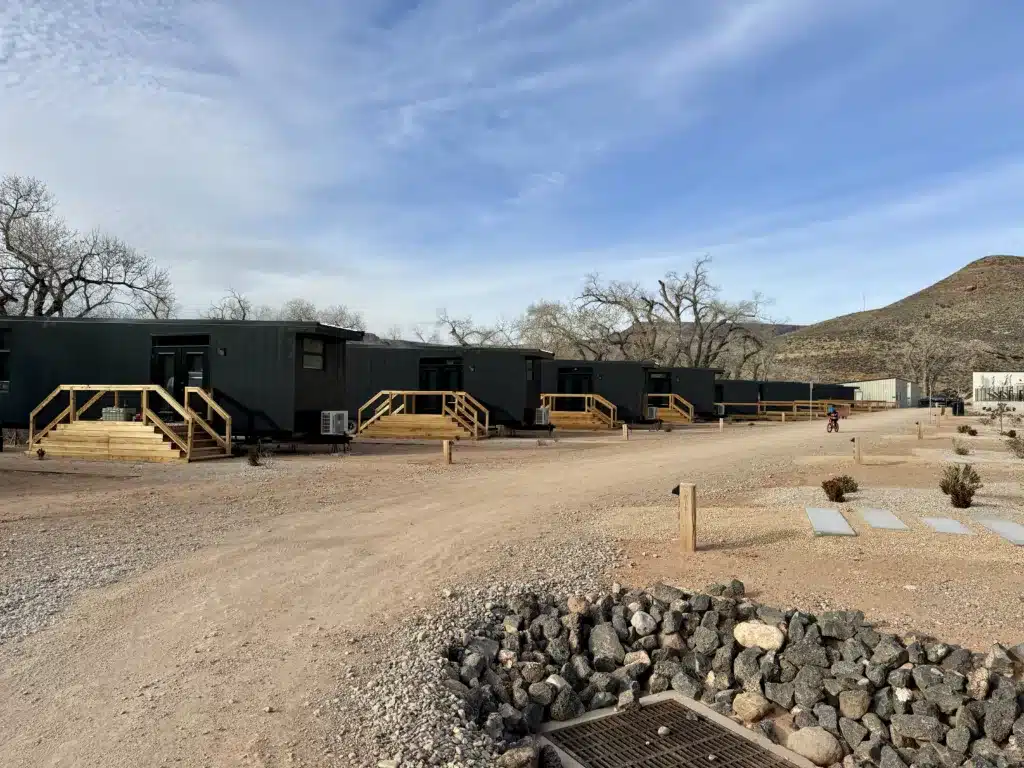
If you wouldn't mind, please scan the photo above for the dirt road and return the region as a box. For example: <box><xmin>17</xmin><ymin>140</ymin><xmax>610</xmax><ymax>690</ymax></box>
<box><xmin>2</xmin><ymin>409</ymin><xmax>1019</xmax><ymax>767</ymax></box>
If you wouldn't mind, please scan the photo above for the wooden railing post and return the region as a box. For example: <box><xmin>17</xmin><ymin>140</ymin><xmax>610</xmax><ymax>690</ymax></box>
<box><xmin>679</xmin><ymin>482</ymin><xmax>697</xmax><ymax>554</ymax></box>
<box><xmin>141</xmin><ymin>390</ymin><xmax>148</xmax><ymax>424</ymax></box>
<box><xmin>68</xmin><ymin>390</ymin><xmax>76</xmax><ymax>423</ymax></box>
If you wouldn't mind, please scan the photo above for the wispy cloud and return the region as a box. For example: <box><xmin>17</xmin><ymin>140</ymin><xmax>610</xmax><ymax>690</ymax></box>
<box><xmin>1</xmin><ymin>0</ymin><xmax>1022</xmax><ymax>332</ymax></box>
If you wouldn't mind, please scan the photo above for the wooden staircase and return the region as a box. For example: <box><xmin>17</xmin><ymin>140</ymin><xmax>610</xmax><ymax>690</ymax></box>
<box><xmin>27</xmin><ymin>385</ymin><xmax>232</xmax><ymax>463</ymax></box>
<box><xmin>357</xmin><ymin>390</ymin><xmax>489</xmax><ymax>440</ymax></box>
<box><xmin>646</xmin><ymin>393</ymin><xmax>694</xmax><ymax>425</ymax></box>
<box><xmin>540</xmin><ymin>393</ymin><xmax>618</xmax><ymax>431</ymax></box>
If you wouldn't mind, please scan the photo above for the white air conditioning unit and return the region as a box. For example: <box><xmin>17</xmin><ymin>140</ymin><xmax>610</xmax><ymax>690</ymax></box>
<box><xmin>320</xmin><ymin>410</ymin><xmax>350</xmax><ymax>436</ymax></box>
<box><xmin>714</xmin><ymin>404</ymin><xmax>726</xmax><ymax>416</ymax></box>
<box><xmin>534</xmin><ymin>407</ymin><xmax>550</xmax><ymax>426</ymax></box>
<box><xmin>646</xmin><ymin>406</ymin><xmax>659</xmax><ymax>420</ymax></box>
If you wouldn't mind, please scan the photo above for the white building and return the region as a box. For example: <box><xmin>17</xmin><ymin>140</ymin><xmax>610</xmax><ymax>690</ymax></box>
<box><xmin>842</xmin><ymin>377</ymin><xmax>920</xmax><ymax>408</ymax></box>
<box><xmin>972</xmin><ymin>372</ymin><xmax>1024</xmax><ymax>412</ymax></box>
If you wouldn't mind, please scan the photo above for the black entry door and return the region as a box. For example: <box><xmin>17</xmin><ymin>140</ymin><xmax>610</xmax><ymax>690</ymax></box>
<box><xmin>418</xmin><ymin>358</ymin><xmax>463</xmax><ymax>414</ymax></box>
<box><xmin>646</xmin><ymin>371</ymin><xmax>672</xmax><ymax>395</ymax></box>
<box><xmin>151</xmin><ymin>344</ymin><xmax>209</xmax><ymax>416</ymax></box>
<box><xmin>556</xmin><ymin>367</ymin><xmax>593</xmax><ymax>411</ymax></box>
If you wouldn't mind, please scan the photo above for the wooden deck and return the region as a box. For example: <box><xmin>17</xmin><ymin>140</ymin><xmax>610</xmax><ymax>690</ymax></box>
<box><xmin>645</xmin><ymin>393</ymin><xmax>694</xmax><ymax>424</ymax></box>
<box><xmin>356</xmin><ymin>390</ymin><xmax>490</xmax><ymax>440</ymax></box>
<box><xmin>540</xmin><ymin>393</ymin><xmax>618</xmax><ymax>430</ymax></box>
<box><xmin>27</xmin><ymin>385</ymin><xmax>232</xmax><ymax>463</ymax></box>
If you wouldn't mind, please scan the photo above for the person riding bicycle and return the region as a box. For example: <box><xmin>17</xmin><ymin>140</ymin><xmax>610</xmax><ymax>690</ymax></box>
<box><xmin>827</xmin><ymin>405</ymin><xmax>839</xmax><ymax>423</ymax></box>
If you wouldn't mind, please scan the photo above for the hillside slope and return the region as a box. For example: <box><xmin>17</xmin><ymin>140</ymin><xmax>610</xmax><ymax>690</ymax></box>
<box><xmin>772</xmin><ymin>255</ymin><xmax>1024</xmax><ymax>390</ymax></box>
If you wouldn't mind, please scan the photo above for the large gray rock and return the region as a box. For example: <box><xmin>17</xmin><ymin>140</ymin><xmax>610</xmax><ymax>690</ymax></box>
<box><xmin>549</xmin><ymin>687</ymin><xmax>585</xmax><ymax>721</ymax></box>
<box><xmin>787</xmin><ymin>727</ymin><xmax>844</xmax><ymax>766</ymax></box>
<box><xmin>670</xmin><ymin>672</ymin><xmax>702</xmax><ymax>699</ymax></box>
<box><xmin>890</xmin><ymin>714</ymin><xmax>948</xmax><ymax>743</ymax></box>
<box><xmin>692</xmin><ymin>626</ymin><xmax>720</xmax><ymax>654</ymax></box>
<box><xmin>839</xmin><ymin>717</ymin><xmax>868</xmax><ymax>748</ymax></box>
<box><xmin>983</xmin><ymin>644</ymin><xmax>1015</xmax><ymax>675</ymax></box>
<box><xmin>983</xmin><ymin>694</ymin><xmax>1018</xmax><ymax>743</ymax></box>
<box><xmin>839</xmin><ymin>690</ymin><xmax>872</xmax><ymax>720</ymax></box>
<box><xmin>589</xmin><ymin>623</ymin><xmax>626</xmax><ymax>672</ymax></box>
<box><xmin>765</xmin><ymin>682</ymin><xmax>795</xmax><ymax>709</ymax></box>
<box><xmin>871</xmin><ymin>637</ymin><xmax>908</xmax><ymax>669</ymax></box>
<box><xmin>878</xmin><ymin>745</ymin><xmax>908</xmax><ymax>768</ymax></box>
<box><xmin>648</xmin><ymin>583</ymin><xmax>686</xmax><ymax>604</ymax></box>
<box><xmin>783</xmin><ymin>640</ymin><xmax>830</xmax><ymax>669</ymax></box>
<box><xmin>527</xmin><ymin>682</ymin><xmax>555</xmax><ymax>706</ymax></box>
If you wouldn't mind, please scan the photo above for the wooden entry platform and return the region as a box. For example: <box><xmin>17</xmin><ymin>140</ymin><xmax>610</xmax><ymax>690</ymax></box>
<box><xmin>540</xmin><ymin>393</ymin><xmax>618</xmax><ymax>430</ymax></box>
<box><xmin>28</xmin><ymin>385</ymin><xmax>232</xmax><ymax>463</ymax></box>
<box><xmin>356</xmin><ymin>390</ymin><xmax>490</xmax><ymax>440</ymax></box>
<box><xmin>645</xmin><ymin>393</ymin><xmax>694</xmax><ymax>425</ymax></box>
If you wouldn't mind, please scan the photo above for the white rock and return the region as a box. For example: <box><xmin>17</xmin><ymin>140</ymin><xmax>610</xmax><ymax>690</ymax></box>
<box><xmin>733</xmin><ymin>621</ymin><xmax>785</xmax><ymax>651</ymax></box>
<box><xmin>787</xmin><ymin>728</ymin><xmax>843</xmax><ymax>766</ymax></box>
<box><xmin>630</xmin><ymin>611</ymin><xmax>658</xmax><ymax>636</ymax></box>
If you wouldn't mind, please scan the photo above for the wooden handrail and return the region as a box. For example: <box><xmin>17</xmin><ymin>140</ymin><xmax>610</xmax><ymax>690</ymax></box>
<box><xmin>357</xmin><ymin>390</ymin><xmax>490</xmax><ymax>437</ymax></box>
<box><xmin>184</xmin><ymin>387</ymin><xmax>232</xmax><ymax>454</ymax></box>
<box><xmin>540</xmin><ymin>393</ymin><xmax>617</xmax><ymax>427</ymax></box>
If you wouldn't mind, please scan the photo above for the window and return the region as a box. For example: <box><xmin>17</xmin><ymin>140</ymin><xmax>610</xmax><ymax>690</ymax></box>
<box><xmin>525</xmin><ymin>358</ymin><xmax>534</xmax><ymax>381</ymax></box>
<box><xmin>301</xmin><ymin>337</ymin><xmax>325</xmax><ymax>370</ymax></box>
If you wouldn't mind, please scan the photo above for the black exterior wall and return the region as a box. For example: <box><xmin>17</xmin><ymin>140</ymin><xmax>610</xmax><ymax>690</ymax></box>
<box><xmin>538</xmin><ymin>360</ymin><xmax>719</xmax><ymax>423</ymax></box>
<box><xmin>715</xmin><ymin>378</ymin><xmax>856</xmax><ymax>415</ymax></box>
<box><xmin>346</xmin><ymin>343</ymin><xmax>553</xmax><ymax>427</ymax></box>
<box><xmin>0</xmin><ymin>318</ymin><xmax>363</xmax><ymax>438</ymax></box>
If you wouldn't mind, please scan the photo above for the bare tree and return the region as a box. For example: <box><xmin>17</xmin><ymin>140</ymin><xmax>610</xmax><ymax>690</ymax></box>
<box><xmin>421</xmin><ymin>309</ymin><xmax>519</xmax><ymax>346</ymax></box>
<box><xmin>384</xmin><ymin>325</ymin><xmax>405</xmax><ymax>341</ymax></box>
<box><xmin>515</xmin><ymin>300</ymin><xmax>621</xmax><ymax>359</ymax></box>
<box><xmin>204</xmin><ymin>288</ymin><xmax>254</xmax><ymax>320</ymax></box>
<box><xmin>580</xmin><ymin>256</ymin><xmax>770</xmax><ymax>368</ymax></box>
<box><xmin>316</xmin><ymin>303</ymin><xmax>366</xmax><ymax>331</ymax></box>
<box><xmin>1</xmin><ymin>174</ymin><xmax>174</xmax><ymax>318</ymax></box>
<box><xmin>899</xmin><ymin>328</ymin><xmax>957</xmax><ymax>398</ymax></box>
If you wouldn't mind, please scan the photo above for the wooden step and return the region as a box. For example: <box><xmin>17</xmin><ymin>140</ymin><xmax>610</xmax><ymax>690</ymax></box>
<box><xmin>359</xmin><ymin>413</ymin><xmax>477</xmax><ymax>440</ymax></box>
<box><xmin>655</xmin><ymin>407</ymin><xmax>692</xmax><ymax>424</ymax></box>
<box><xmin>548</xmin><ymin>411</ymin><xmax>614</xmax><ymax>430</ymax></box>
<box><xmin>33</xmin><ymin>445</ymin><xmax>184</xmax><ymax>462</ymax></box>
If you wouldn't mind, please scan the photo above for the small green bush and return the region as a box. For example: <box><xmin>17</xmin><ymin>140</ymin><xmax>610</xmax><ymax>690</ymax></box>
<box><xmin>940</xmin><ymin>464</ymin><xmax>982</xmax><ymax>508</ymax></box>
<box><xmin>822</xmin><ymin>478</ymin><xmax>845</xmax><ymax>503</ymax></box>
<box><xmin>1004</xmin><ymin>429</ymin><xmax>1017</xmax><ymax>438</ymax></box>
<box><xmin>967</xmin><ymin>427</ymin><xmax>978</xmax><ymax>437</ymax></box>
<box><xmin>952</xmin><ymin>439</ymin><xmax>971</xmax><ymax>456</ymax></box>
<box><xmin>957</xmin><ymin>424</ymin><xmax>972</xmax><ymax>434</ymax></box>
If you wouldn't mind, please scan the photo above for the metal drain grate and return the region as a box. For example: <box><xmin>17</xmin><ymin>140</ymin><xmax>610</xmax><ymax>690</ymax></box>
<box><xmin>544</xmin><ymin>700</ymin><xmax>796</xmax><ymax>768</ymax></box>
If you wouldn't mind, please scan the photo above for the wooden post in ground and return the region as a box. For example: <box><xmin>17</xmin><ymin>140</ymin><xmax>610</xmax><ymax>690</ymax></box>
<box><xmin>678</xmin><ymin>482</ymin><xmax>697</xmax><ymax>553</ymax></box>
<box><xmin>917</xmin><ymin>421</ymin><xmax>923</xmax><ymax>440</ymax></box>
<box><xmin>622</xmin><ymin>424</ymin><xmax>629</xmax><ymax>440</ymax></box>
<box><xmin>718</xmin><ymin>417</ymin><xmax>724</xmax><ymax>431</ymax></box>
<box><xmin>781</xmin><ymin>412</ymin><xmax>786</xmax><ymax>423</ymax></box>
<box><xmin>854</xmin><ymin>436</ymin><xmax>863</xmax><ymax>464</ymax></box>
<box><xmin>442</xmin><ymin>439</ymin><xmax>452</xmax><ymax>464</ymax></box>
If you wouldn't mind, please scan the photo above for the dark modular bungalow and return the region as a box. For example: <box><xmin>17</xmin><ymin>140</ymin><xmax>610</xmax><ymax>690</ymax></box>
<box><xmin>0</xmin><ymin>318</ymin><xmax>364</xmax><ymax>439</ymax></box>
<box><xmin>715</xmin><ymin>378</ymin><xmax>857</xmax><ymax>415</ymax></box>
<box><xmin>346</xmin><ymin>342</ymin><xmax>553</xmax><ymax>428</ymax></box>
<box><xmin>538</xmin><ymin>360</ymin><xmax>719</xmax><ymax>423</ymax></box>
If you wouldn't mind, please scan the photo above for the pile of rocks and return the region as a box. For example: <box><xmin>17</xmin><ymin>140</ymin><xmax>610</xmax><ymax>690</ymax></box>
<box><xmin>442</xmin><ymin>581</ymin><xmax>1024</xmax><ymax>768</ymax></box>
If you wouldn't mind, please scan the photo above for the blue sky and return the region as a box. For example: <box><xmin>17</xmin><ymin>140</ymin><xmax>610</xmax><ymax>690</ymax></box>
<box><xmin>2</xmin><ymin>0</ymin><xmax>1023</xmax><ymax>334</ymax></box>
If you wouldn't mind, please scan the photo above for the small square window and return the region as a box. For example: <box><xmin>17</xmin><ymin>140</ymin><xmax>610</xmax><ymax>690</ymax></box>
<box><xmin>301</xmin><ymin>337</ymin><xmax>326</xmax><ymax>370</ymax></box>
<box><xmin>302</xmin><ymin>353</ymin><xmax>324</xmax><ymax>370</ymax></box>
<box><xmin>302</xmin><ymin>338</ymin><xmax>324</xmax><ymax>355</ymax></box>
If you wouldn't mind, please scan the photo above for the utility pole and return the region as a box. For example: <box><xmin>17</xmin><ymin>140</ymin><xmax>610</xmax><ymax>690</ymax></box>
<box><xmin>809</xmin><ymin>380</ymin><xmax>814</xmax><ymax>422</ymax></box>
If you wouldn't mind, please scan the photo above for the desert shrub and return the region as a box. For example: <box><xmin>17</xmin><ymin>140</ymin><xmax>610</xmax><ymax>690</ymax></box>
<box><xmin>247</xmin><ymin>444</ymin><xmax>262</xmax><ymax>466</ymax></box>
<box><xmin>967</xmin><ymin>427</ymin><xmax>978</xmax><ymax>436</ymax></box>
<box><xmin>822</xmin><ymin>478</ymin><xmax>845</xmax><ymax>503</ymax></box>
<box><xmin>1007</xmin><ymin>436</ymin><xmax>1024</xmax><ymax>459</ymax></box>
<box><xmin>836</xmin><ymin>475</ymin><xmax>859</xmax><ymax>494</ymax></box>
<box><xmin>664</xmin><ymin>424</ymin><xmax>673</xmax><ymax>433</ymax></box>
<box><xmin>940</xmin><ymin>463</ymin><xmax>982</xmax><ymax>508</ymax></box>
<box><xmin>1004</xmin><ymin>429</ymin><xmax>1017</xmax><ymax>438</ymax></box>
<box><xmin>957</xmin><ymin>424</ymin><xmax>972</xmax><ymax>434</ymax></box>
<box><xmin>35</xmin><ymin>447</ymin><xmax>46</xmax><ymax>460</ymax></box>
<box><xmin>952</xmin><ymin>439</ymin><xmax>971</xmax><ymax>456</ymax></box>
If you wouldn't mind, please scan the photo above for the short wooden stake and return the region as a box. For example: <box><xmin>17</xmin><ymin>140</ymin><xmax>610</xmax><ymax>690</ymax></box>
<box><xmin>917</xmin><ymin>422</ymin><xmax>923</xmax><ymax>440</ymax></box>
<box><xmin>781</xmin><ymin>412</ymin><xmax>786</xmax><ymax>423</ymax></box>
<box><xmin>854</xmin><ymin>436</ymin><xmax>863</xmax><ymax>464</ymax></box>
<box><xmin>678</xmin><ymin>482</ymin><xmax>697</xmax><ymax>554</ymax></box>
<box><xmin>622</xmin><ymin>424</ymin><xmax>629</xmax><ymax>440</ymax></box>
<box><xmin>718</xmin><ymin>417</ymin><xmax>724</xmax><ymax>431</ymax></box>
<box><xmin>442</xmin><ymin>439</ymin><xmax>452</xmax><ymax>464</ymax></box>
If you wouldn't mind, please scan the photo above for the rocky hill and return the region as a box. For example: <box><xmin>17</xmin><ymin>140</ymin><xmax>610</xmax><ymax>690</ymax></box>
<box><xmin>771</xmin><ymin>255</ymin><xmax>1024</xmax><ymax>391</ymax></box>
